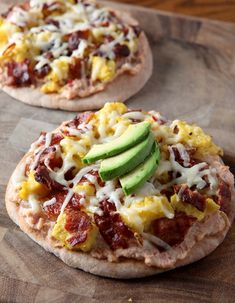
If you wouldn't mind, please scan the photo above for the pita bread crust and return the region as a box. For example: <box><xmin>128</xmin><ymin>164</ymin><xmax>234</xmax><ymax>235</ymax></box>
<box><xmin>0</xmin><ymin>11</ymin><xmax>153</xmax><ymax>111</ymax></box>
<box><xmin>5</xmin><ymin>152</ymin><xmax>235</xmax><ymax>278</ymax></box>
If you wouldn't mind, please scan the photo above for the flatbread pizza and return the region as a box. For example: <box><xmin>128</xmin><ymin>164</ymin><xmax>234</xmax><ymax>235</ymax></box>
<box><xmin>5</xmin><ymin>102</ymin><xmax>235</xmax><ymax>278</ymax></box>
<box><xmin>0</xmin><ymin>0</ymin><xmax>152</xmax><ymax>111</ymax></box>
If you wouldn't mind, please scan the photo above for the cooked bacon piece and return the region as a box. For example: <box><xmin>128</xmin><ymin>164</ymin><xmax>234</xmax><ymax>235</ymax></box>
<box><xmin>6</xmin><ymin>59</ymin><xmax>33</xmax><ymax>86</ymax></box>
<box><xmin>42</xmin><ymin>2</ymin><xmax>64</xmax><ymax>18</ymax></box>
<box><xmin>152</xmin><ymin>214</ymin><xmax>196</xmax><ymax>246</ymax></box>
<box><xmin>43</xmin><ymin>191</ymin><xmax>67</xmax><ymax>220</ymax></box>
<box><xmin>43</xmin><ymin>191</ymin><xmax>83</xmax><ymax>220</ymax></box>
<box><xmin>65</xmin><ymin>111</ymin><xmax>93</xmax><ymax>129</ymax></box>
<box><xmin>35</xmin><ymin>64</ymin><xmax>51</xmax><ymax>79</ymax></box>
<box><xmin>170</xmin><ymin>146</ymin><xmax>196</xmax><ymax>168</ymax></box>
<box><xmin>160</xmin><ymin>187</ymin><xmax>174</xmax><ymax>201</ymax></box>
<box><xmin>217</xmin><ymin>180</ymin><xmax>231</xmax><ymax>214</ymax></box>
<box><xmin>174</xmin><ymin>184</ymin><xmax>206</xmax><ymax>211</ymax></box>
<box><xmin>46</xmin><ymin>19</ymin><xmax>60</xmax><ymax>28</ymax></box>
<box><xmin>68</xmin><ymin>58</ymin><xmax>82</xmax><ymax>80</ymax></box>
<box><xmin>35</xmin><ymin>166</ymin><xmax>64</xmax><ymax>191</ymax></box>
<box><xmin>40</xmin><ymin>132</ymin><xmax>64</xmax><ymax>146</ymax></box>
<box><xmin>114</xmin><ymin>43</ymin><xmax>130</xmax><ymax>58</ymax></box>
<box><xmin>94</xmin><ymin>200</ymin><xmax>136</xmax><ymax>250</ymax></box>
<box><xmin>36</xmin><ymin>146</ymin><xmax>62</xmax><ymax>171</ymax></box>
<box><xmin>65</xmin><ymin>30</ymin><xmax>90</xmax><ymax>53</ymax></box>
<box><xmin>65</xmin><ymin>210</ymin><xmax>92</xmax><ymax>247</ymax></box>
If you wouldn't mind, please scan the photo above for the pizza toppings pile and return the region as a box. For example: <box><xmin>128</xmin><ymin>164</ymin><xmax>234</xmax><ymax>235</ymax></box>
<box><xmin>0</xmin><ymin>0</ymin><xmax>142</xmax><ymax>99</ymax></box>
<box><xmin>12</xmin><ymin>102</ymin><xmax>233</xmax><ymax>259</ymax></box>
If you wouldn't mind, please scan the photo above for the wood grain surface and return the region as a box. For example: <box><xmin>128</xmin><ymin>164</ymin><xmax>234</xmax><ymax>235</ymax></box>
<box><xmin>0</xmin><ymin>1</ymin><xmax>235</xmax><ymax>302</ymax></box>
<box><xmin>114</xmin><ymin>0</ymin><xmax>235</xmax><ymax>22</ymax></box>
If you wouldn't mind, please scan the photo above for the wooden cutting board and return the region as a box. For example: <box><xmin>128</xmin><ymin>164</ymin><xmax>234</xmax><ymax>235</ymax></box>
<box><xmin>0</xmin><ymin>1</ymin><xmax>235</xmax><ymax>302</ymax></box>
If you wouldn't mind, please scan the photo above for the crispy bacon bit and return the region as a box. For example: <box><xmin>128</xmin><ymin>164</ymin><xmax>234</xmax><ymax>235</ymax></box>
<box><xmin>68</xmin><ymin>58</ymin><xmax>81</xmax><ymax>80</ymax></box>
<box><xmin>171</xmin><ymin>146</ymin><xmax>196</xmax><ymax>168</ymax></box>
<box><xmin>42</xmin><ymin>2</ymin><xmax>64</xmax><ymax>18</ymax></box>
<box><xmin>40</xmin><ymin>133</ymin><xmax>64</xmax><ymax>146</ymax></box>
<box><xmin>35</xmin><ymin>166</ymin><xmax>64</xmax><ymax>191</ymax></box>
<box><xmin>94</xmin><ymin>200</ymin><xmax>136</xmax><ymax>250</ymax></box>
<box><xmin>174</xmin><ymin>184</ymin><xmax>206</xmax><ymax>211</ymax></box>
<box><xmin>114</xmin><ymin>43</ymin><xmax>130</xmax><ymax>58</ymax></box>
<box><xmin>36</xmin><ymin>146</ymin><xmax>62</xmax><ymax>171</ymax></box>
<box><xmin>65</xmin><ymin>210</ymin><xmax>92</xmax><ymax>246</ymax></box>
<box><xmin>65</xmin><ymin>111</ymin><xmax>93</xmax><ymax>129</ymax></box>
<box><xmin>43</xmin><ymin>191</ymin><xmax>67</xmax><ymax>220</ymax></box>
<box><xmin>65</xmin><ymin>30</ymin><xmax>90</xmax><ymax>53</ymax></box>
<box><xmin>152</xmin><ymin>214</ymin><xmax>196</xmax><ymax>246</ymax></box>
<box><xmin>217</xmin><ymin>181</ymin><xmax>231</xmax><ymax>214</ymax></box>
<box><xmin>64</xmin><ymin>167</ymin><xmax>76</xmax><ymax>181</ymax></box>
<box><xmin>6</xmin><ymin>59</ymin><xmax>33</xmax><ymax>86</ymax></box>
<box><xmin>43</xmin><ymin>192</ymin><xmax>83</xmax><ymax>220</ymax></box>
<box><xmin>46</xmin><ymin>19</ymin><xmax>60</xmax><ymax>28</ymax></box>
<box><xmin>35</xmin><ymin>64</ymin><xmax>51</xmax><ymax>79</ymax></box>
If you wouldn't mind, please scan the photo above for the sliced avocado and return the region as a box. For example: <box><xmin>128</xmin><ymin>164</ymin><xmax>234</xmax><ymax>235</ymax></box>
<box><xmin>99</xmin><ymin>132</ymin><xmax>155</xmax><ymax>181</ymax></box>
<box><xmin>83</xmin><ymin>121</ymin><xmax>150</xmax><ymax>164</ymax></box>
<box><xmin>120</xmin><ymin>144</ymin><xmax>161</xmax><ymax>196</ymax></box>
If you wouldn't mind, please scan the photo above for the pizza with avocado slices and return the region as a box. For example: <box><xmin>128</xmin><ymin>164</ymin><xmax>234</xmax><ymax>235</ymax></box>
<box><xmin>0</xmin><ymin>0</ymin><xmax>152</xmax><ymax>111</ymax></box>
<box><xmin>5</xmin><ymin>102</ymin><xmax>235</xmax><ymax>278</ymax></box>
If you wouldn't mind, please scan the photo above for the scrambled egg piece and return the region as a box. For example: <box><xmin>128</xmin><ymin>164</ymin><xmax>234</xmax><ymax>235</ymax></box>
<box><xmin>74</xmin><ymin>182</ymin><xmax>95</xmax><ymax>196</ymax></box>
<box><xmin>51</xmin><ymin>212</ymin><xmax>97</xmax><ymax>251</ymax></box>
<box><xmin>98</xmin><ymin>102</ymin><xmax>128</xmax><ymax>116</ymax></box>
<box><xmin>171</xmin><ymin>194</ymin><xmax>220</xmax><ymax>221</ymax></box>
<box><xmin>91</xmin><ymin>56</ymin><xmax>116</xmax><ymax>82</ymax></box>
<box><xmin>42</xmin><ymin>58</ymin><xmax>70</xmax><ymax>93</ymax></box>
<box><xmin>41</xmin><ymin>81</ymin><xmax>61</xmax><ymax>94</ymax></box>
<box><xmin>0</xmin><ymin>20</ymin><xmax>21</xmax><ymax>54</ymax></box>
<box><xmin>172</xmin><ymin>120</ymin><xmax>222</xmax><ymax>156</ymax></box>
<box><xmin>92</xmin><ymin>102</ymin><xmax>128</xmax><ymax>138</ymax></box>
<box><xmin>19</xmin><ymin>171</ymin><xmax>49</xmax><ymax>200</ymax></box>
<box><xmin>60</xmin><ymin>137</ymin><xmax>90</xmax><ymax>159</ymax></box>
<box><xmin>120</xmin><ymin>196</ymin><xmax>174</xmax><ymax>233</ymax></box>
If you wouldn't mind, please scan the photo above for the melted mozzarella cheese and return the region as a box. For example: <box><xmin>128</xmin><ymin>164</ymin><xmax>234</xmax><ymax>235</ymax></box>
<box><xmin>72</xmin><ymin>39</ymin><xmax>88</xmax><ymax>58</ymax></box>
<box><xmin>31</xmin><ymin>132</ymin><xmax>52</xmax><ymax>170</ymax></box>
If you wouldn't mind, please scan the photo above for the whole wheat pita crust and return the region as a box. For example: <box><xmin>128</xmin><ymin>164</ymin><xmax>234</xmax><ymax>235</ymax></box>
<box><xmin>5</xmin><ymin>153</ymin><xmax>235</xmax><ymax>278</ymax></box>
<box><xmin>0</xmin><ymin>9</ymin><xmax>153</xmax><ymax>112</ymax></box>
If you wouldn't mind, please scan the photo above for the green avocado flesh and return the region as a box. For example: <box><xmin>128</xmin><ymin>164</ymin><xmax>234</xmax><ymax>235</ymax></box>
<box><xmin>99</xmin><ymin>133</ymin><xmax>155</xmax><ymax>181</ymax></box>
<box><xmin>120</xmin><ymin>144</ymin><xmax>161</xmax><ymax>196</ymax></box>
<box><xmin>82</xmin><ymin>121</ymin><xmax>150</xmax><ymax>164</ymax></box>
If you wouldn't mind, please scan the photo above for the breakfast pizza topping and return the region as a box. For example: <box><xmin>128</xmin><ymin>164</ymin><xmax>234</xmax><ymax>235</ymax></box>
<box><xmin>6</xmin><ymin>59</ymin><xmax>33</xmax><ymax>86</ymax></box>
<box><xmin>94</xmin><ymin>200</ymin><xmax>137</xmax><ymax>250</ymax></box>
<box><xmin>0</xmin><ymin>0</ymin><xmax>143</xmax><ymax>98</ymax></box>
<box><xmin>174</xmin><ymin>184</ymin><xmax>206</xmax><ymax>212</ymax></box>
<box><xmin>151</xmin><ymin>214</ymin><xmax>196</xmax><ymax>246</ymax></box>
<box><xmin>65</xmin><ymin>210</ymin><xmax>92</xmax><ymax>246</ymax></box>
<box><xmin>16</xmin><ymin>103</ymin><xmax>231</xmax><ymax>254</ymax></box>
